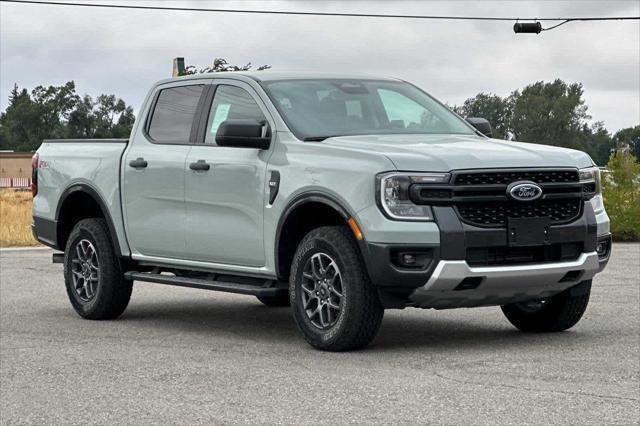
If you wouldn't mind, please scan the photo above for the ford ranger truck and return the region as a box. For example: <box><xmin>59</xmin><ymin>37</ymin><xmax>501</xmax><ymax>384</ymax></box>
<box><xmin>31</xmin><ymin>72</ymin><xmax>611</xmax><ymax>351</ymax></box>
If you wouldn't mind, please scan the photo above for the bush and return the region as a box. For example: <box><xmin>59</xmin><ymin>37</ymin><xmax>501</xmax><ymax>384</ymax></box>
<box><xmin>602</xmin><ymin>152</ymin><xmax>640</xmax><ymax>241</ymax></box>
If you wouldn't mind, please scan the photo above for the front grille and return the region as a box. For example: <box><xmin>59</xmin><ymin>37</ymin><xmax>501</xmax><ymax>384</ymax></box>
<box><xmin>466</xmin><ymin>242</ymin><xmax>583</xmax><ymax>266</ymax></box>
<box><xmin>456</xmin><ymin>199</ymin><xmax>582</xmax><ymax>227</ymax></box>
<box><xmin>454</xmin><ymin>170</ymin><xmax>579</xmax><ymax>186</ymax></box>
<box><xmin>410</xmin><ymin>168</ymin><xmax>584</xmax><ymax>228</ymax></box>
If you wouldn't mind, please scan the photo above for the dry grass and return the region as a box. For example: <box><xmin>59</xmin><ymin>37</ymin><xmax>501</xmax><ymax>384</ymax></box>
<box><xmin>0</xmin><ymin>189</ymin><xmax>40</xmax><ymax>247</ymax></box>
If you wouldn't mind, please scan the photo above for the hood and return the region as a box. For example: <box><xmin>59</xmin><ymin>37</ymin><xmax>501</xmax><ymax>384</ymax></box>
<box><xmin>322</xmin><ymin>134</ymin><xmax>594</xmax><ymax>171</ymax></box>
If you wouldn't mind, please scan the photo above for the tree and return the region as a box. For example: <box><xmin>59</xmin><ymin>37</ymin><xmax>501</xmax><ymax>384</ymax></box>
<box><xmin>454</xmin><ymin>93</ymin><xmax>513</xmax><ymax>138</ymax></box>
<box><xmin>510</xmin><ymin>79</ymin><xmax>589</xmax><ymax>149</ymax></box>
<box><xmin>613</xmin><ymin>125</ymin><xmax>640</xmax><ymax>160</ymax></box>
<box><xmin>0</xmin><ymin>85</ymin><xmax>39</xmax><ymax>151</ymax></box>
<box><xmin>0</xmin><ymin>82</ymin><xmax>80</xmax><ymax>150</ymax></box>
<box><xmin>66</xmin><ymin>95</ymin><xmax>96</xmax><ymax>138</ymax></box>
<box><xmin>179</xmin><ymin>57</ymin><xmax>271</xmax><ymax>76</ymax></box>
<box><xmin>456</xmin><ymin>79</ymin><xmax>623</xmax><ymax>166</ymax></box>
<box><xmin>582</xmin><ymin>121</ymin><xmax>614</xmax><ymax>167</ymax></box>
<box><xmin>66</xmin><ymin>93</ymin><xmax>135</xmax><ymax>139</ymax></box>
<box><xmin>30</xmin><ymin>81</ymin><xmax>79</xmax><ymax>142</ymax></box>
<box><xmin>113</xmin><ymin>106</ymin><xmax>135</xmax><ymax>138</ymax></box>
<box><xmin>0</xmin><ymin>82</ymin><xmax>136</xmax><ymax>151</ymax></box>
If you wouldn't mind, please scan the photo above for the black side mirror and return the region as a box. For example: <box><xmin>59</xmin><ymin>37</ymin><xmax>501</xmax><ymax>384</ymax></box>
<box><xmin>215</xmin><ymin>119</ymin><xmax>271</xmax><ymax>149</ymax></box>
<box><xmin>466</xmin><ymin>117</ymin><xmax>492</xmax><ymax>137</ymax></box>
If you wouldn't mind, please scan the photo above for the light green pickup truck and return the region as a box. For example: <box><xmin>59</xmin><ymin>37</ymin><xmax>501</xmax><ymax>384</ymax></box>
<box><xmin>32</xmin><ymin>72</ymin><xmax>611</xmax><ymax>351</ymax></box>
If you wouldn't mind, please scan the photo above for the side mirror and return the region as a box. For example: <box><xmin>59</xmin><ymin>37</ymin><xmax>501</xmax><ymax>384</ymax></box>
<box><xmin>215</xmin><ymin>119</ymin><xmax>271</xmax><ymax>149</ymax></box>
<box><xmin>466</xmin><ymin>117</ymin><xmax>492</xmax><ymax>137</ymax></box>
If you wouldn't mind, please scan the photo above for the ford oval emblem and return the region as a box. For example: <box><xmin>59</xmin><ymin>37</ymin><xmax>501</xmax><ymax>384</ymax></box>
<box><xmin>507</xmin><ymin>181</ymin><xmax>543</xmax><ymax>202</ymax></box>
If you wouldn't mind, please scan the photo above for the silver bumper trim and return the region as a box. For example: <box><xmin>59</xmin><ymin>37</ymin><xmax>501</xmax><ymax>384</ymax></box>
<box><xmin>409</xmin><ymin>252</ymin><xmax>600</xmax><ymax>309</ymax></box>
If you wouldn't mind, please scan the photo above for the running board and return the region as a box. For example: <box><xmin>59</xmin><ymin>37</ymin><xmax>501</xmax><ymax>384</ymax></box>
<box><xmin>124</xmin><ymin>271</ymin><xmax>288</xmax><ymax>297</ymax></box>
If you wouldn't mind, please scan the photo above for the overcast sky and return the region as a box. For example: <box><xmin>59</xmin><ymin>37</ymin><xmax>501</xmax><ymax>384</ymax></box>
<box><xmin>1</xmin><ymin>0</ymin><xmax>638</xmax><ymax>132</ymax></box>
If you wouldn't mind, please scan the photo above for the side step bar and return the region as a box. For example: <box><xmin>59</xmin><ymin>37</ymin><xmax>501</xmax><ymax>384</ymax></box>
<box><xmin>124</xmin><ymin>271</ymin><xmax>288</xmax><ymax>298</ymax></box>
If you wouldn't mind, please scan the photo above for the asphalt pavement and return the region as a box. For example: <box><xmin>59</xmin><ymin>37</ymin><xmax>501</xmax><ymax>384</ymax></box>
<box><xmin>1</xmin><ymin>244</ymin><xmax>639</xmax><ymax>425</ymax></box>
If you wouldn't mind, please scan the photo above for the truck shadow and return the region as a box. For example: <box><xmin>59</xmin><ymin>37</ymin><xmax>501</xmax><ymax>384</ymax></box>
<box><xmin>120</xmin><ymin>296</ymin><xmax>587</xmax><ymax>352</ymax></box>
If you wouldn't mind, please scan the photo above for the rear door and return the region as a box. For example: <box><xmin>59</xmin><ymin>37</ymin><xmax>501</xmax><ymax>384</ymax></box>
<box><xmin>183</xmin><ymin>81</ymin><xmax>273</xmax><ymax>266</ymax></box>
<box><xmin>123</xmin><ymin>82</ymin><xmax>207</xmax><ymax>258</ymax></box>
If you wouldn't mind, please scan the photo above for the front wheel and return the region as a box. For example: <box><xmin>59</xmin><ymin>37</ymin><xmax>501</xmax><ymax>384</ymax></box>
<box><xmin>501</xmin><ymin>280</ymin><xmax>591</xmax><ymax>332</ymax></box>
<box><xmin>290</xmin><ymin>226</ymin><xmax>384</xmax><ymax>351</ymax></box>
<box><xmin>63</xmin><ymin>218</ymin><xmax>132</xmax><ymax>320</ymax></box>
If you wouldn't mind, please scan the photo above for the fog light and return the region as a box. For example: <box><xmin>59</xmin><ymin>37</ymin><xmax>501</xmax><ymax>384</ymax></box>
<box><xmin>392</xmin><ymin>249</ymin><xmax>434</xmax><ymax>269</ymax></box>
<box><xmin>596</xmin><ymin>241</ymin><xmax>607</xmax><ymax>256</ymax></box>
<box><xmin>402</xmin><ymin>254</ymin><xmax>416</xmax><ymax>265</ymax></box>
<box><xmin>596</xmin><ymin>238</ymin><xmax>610</xmax><ymax>259</ymax></box>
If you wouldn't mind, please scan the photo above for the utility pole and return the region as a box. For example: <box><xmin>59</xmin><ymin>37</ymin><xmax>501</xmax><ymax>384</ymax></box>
<box><xmin>172</xmin><ymin>57</ymin><xmax>185</xmax><ymax>77</ymax></box>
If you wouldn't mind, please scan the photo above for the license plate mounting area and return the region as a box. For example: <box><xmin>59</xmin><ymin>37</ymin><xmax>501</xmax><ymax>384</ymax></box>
<box><xmin>507</xmin><ymin>217</ymin><xmax>550</xmax><ymax>247</ymax></box>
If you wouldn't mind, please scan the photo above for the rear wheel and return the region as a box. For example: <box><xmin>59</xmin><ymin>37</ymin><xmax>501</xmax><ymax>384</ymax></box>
<box><xmin>290</xmin><ymin>226</ymin><xmax>384</xmax><ymax>351</ymax></box>
<box><xmin>63</xmin><ymin>218</ymin><xmax>132</xmax><ymax>319</ymax></box>
<box><xmin>501</xmin><ymin>280</ymin><xmax>591</xmax><ymax>332</ymax></box>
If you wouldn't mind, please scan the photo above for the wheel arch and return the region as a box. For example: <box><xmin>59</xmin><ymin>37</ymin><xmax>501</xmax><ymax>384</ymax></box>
<box><xmin>55</xmin><ymin>184</ymin><xmax>124</xmax><ymax>257</ymax></box>
<box><xmin>274</xmin><ymin>191</ymin><xmax>363</xmax><ymax>281</ymax></box>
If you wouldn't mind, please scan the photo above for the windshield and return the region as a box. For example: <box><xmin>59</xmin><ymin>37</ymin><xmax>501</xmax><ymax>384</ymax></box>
<box><xmin>261</xmin><ymin>79</ymin><xmax>476</xmax><ymax>140</ymax></box>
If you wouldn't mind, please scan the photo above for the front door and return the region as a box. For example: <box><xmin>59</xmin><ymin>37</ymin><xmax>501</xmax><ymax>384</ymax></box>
<box><xmin>123</xmin><ymin>83</ymin><xmax>205</xmax><ymax>258</ymax></box>
<box><xmin>184</xmin><ymin>82</ymin><xmax>272</xmax><ymax>266</ymax></box>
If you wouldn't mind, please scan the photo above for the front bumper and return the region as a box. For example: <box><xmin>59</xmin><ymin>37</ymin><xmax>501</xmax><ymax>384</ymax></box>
<box><xmin>409</xmin><ymin>252</ymin><xmax>599</xmax><ymax>309</ymax></box>
<box><xmin>359</xmin><ymin>201</ymin><xmax>611</xmax><ymax>309</ymax></box>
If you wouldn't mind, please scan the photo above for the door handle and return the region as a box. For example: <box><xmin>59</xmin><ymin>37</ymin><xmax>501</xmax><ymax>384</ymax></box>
<box><xmin>129</xmin><ymin>157</ymin><xmax>148</xmax><ymax>169</ymax></box>
<box><xmin>189</xmin><ymin>160</ymin><xmax>210</xmax><ymax>171</ymax></box>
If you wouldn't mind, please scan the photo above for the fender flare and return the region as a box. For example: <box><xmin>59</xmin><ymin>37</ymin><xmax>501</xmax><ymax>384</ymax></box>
<box><xmin>56</xmin><ymin>184</ymin><xmax>125</xmax><ymax>257</ymax></box>
<box><xmin>274</xmin><ymin>191</ymin><xmax>358</xmax><ymax>278</ymax></box>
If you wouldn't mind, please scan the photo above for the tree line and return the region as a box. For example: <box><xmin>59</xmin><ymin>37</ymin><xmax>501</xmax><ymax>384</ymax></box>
<box><xmin>0</xmin><ymin>58</ymin><xmax>267</xmax><ymax>152</ymax></box>
<box><xmin>453</xmin><ymin>79</ymin><xmax>639</xmax><ymax>165</ymax></box>
<box><xmin>1</xmin><ymin>63</ymin><xmax>638</xmax><ymax>167</ymax></box>
<box><xmin>0</xmin><ymin>82</ymin><xmax>134</xmax><ymax>151</ymax></box>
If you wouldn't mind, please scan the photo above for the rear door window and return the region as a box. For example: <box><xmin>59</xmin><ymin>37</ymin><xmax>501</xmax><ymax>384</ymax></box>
<box><xmin>148</xmin><ymin>85</ymin><xmax>204</xmax><ymax>142</ymax></box>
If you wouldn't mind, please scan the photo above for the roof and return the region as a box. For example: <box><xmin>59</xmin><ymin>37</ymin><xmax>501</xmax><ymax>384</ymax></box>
<box><xmin>155</xmin><ymin>71</ymin><xmax>400</xmax><ymax>86</ymax></box>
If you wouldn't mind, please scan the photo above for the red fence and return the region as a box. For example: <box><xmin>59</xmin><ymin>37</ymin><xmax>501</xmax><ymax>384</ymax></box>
<box><xmin>0</xmin><ymin>177</ymin><xmax>32</xmax><ymax>188</ymax></box>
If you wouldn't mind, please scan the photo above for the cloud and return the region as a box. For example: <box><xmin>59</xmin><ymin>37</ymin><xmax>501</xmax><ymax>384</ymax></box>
<box><xmin>1</xmin><ymin>0</ymin><xmax>638</xmax><ymax>131</ymax></box>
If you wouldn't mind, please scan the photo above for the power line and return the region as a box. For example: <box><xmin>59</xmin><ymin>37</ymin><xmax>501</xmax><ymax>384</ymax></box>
<box><xmin>1</xmin><ymin>0</ymin><xmax>639</xmax><ymax>29</ymax></box>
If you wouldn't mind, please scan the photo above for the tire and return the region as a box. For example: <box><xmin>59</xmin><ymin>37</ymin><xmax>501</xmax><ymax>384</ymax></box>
<box><xmin>63</xmin><ymin>218</ymin><xmax>132</xmax><ymax>320</ymax></box>
<box><xmin>289</xmin><ymin>226</ymin><xmax>384</xmax><ymax>351</ymax></box>
<box><xmin>501</xmin><ymin>280</ymin><xmax>592</xmax><ymax>332</ymax></box>
<box><xmin>256</xmin><ymin>294</ymin><xmax>290</xmax><ymax>307</ymax></box>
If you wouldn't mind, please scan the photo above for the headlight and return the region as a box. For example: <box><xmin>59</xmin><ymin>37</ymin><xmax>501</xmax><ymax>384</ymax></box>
<box><xmin>579</xmin><ymin>166</ymin><xmax>604</xmax><ymax>213</ymax></box>
<box><xmin>377</xmin><ymin>172</ymin><xmax>450</xmax><ymax>221</ymax></box>
<box><xmin>579</xmin><ymin>166</ymin><xmax>601</xmax><ymax>191</ymax></box>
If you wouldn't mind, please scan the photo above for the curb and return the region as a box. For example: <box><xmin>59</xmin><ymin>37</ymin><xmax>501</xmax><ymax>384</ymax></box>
<box><xmin>0</xmin><ymin>246</ymin><xmax>52</xmax><ymax>252</ymax></box>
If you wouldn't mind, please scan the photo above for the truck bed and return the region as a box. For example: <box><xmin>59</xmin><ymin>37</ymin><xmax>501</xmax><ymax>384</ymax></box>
<box><xmin>32</xmin><ymin>139</ymin><xmax>130</xmax><ymax>255</ymax></box>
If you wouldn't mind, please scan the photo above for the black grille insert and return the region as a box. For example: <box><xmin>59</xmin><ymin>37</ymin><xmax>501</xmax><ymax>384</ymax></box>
<box><xmin>430</xmin><ymin>168</ymin><xmax>587</xmax><ymax>228</ymax></box>
<box><xmin>467</xmin><ymin>242</ymin><xmax>583</xmax><ymax>267</ymax></box>
<box><xmin>456</xmin><ymin>199</ymin><xmax>582</xmax><ymax>227</ymax></box>
<box><xmin>455</xmin><ymin>169</ymin><xmax>579</xmax><ymax>186</ymax></box>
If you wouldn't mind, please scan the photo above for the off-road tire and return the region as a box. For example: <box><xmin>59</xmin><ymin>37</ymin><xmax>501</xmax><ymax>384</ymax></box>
<box><xmin>256</xmin><ymin>294</ymin><xmax>290</xmax><ymax>307</ymax></box>
<box><xmin>290</xmin><ymin>226</ymin><xmax>384</xmax><ymax>351</ymax></box>
<box><xmin>501</xmin><ymin>280</ymin><xmax>592</xmax><ymax>332</ymax></box>
<box><xmin>64</xmin><ymin>218</ymin><xmax>132</xmax><ymax>319</ymax></box>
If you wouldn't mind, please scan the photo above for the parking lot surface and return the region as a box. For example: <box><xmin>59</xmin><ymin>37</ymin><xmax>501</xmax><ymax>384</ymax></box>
<box><xmin>1</xmin><ymin>244</ymin><xmax>639</xmax><ymax>425</ymax></box>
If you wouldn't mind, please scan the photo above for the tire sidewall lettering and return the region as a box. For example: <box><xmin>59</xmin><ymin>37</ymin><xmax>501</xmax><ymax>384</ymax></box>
<box><xmin>292</xmin><ymin>237</ymin><xmax>348</xmax><ymax>344</ymax></box>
